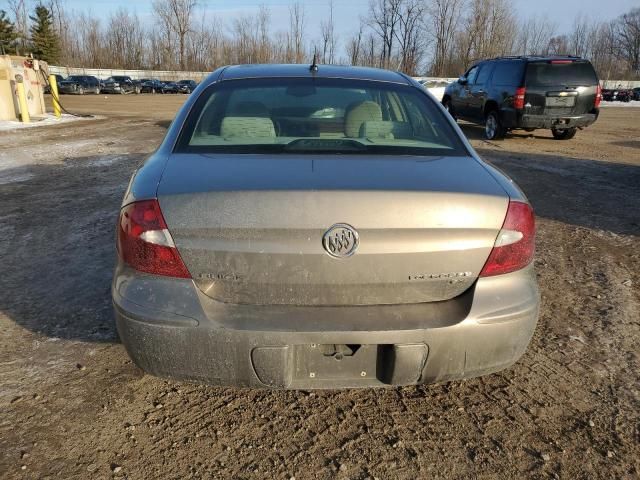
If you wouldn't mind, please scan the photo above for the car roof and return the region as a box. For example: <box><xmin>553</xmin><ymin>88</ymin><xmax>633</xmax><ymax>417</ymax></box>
<box><xmin>213</xmin><ymin>64</ymin><xmax>411</xmax><ymax>85</ymax></box>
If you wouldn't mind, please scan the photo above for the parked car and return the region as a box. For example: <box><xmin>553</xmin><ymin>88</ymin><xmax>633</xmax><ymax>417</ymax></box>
<box><xmin>113</xmin><ymin>63</ymin><xmax>539</xmax><ymax>389</ymax></box>
<box><xmin>57</xmin><ymin>75</ymin><xmax>102</xmax><ymax>95</ymax></box>
<box><xmin>632</xmin><ymin>87</ymin><xmax>640</xmax><ymax>101</ymax></box>
<box><xmin>442</xmin><ymin>55</ymin><xmax>601</xmax><ymax>140</ymax></box>
<box><xmin>176</xmin><ymin>79</ymin><xmax>198</xmax><ymax>93</ymax></box>
<box><xmin>615</xmin><ymin>89</ymin><xmax>632</xmax><ymax>102</ymax></box>
<box><xmin>602</xmin><ymin>87</ymin><xmax>632</xmax><ymax>102</ymax></box>
<box><xmin>101</xmin><ymin>75</ymin><xmax>139</xmax><ymax>94</ymax></box>
<box><xmin>140</xmin><ymin>79</ymin><xmax>165</xmax><ymax>93</ymax></box>
<box><xmin>44</xmin><ymin>74</ymin><xmax>65</xmax><ymax>94</ymax></box>
<box><xmin>161</xmin><ymin>81</ymin><xmax>181</xmax><ymax>94</ymax></box>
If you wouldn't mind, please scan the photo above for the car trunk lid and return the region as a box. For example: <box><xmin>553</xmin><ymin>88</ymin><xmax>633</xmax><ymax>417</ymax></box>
<box><xmin>157</xmin><ymin>154</ymin><xmax>509</xmax><ymax>306</ymax></box>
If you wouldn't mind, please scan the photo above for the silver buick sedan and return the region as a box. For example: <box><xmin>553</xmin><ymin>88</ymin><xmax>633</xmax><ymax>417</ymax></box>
<box><xmin>113</xmin><ymin>64</ymin><xmax>539</xmax><ymax>388</ymax></box>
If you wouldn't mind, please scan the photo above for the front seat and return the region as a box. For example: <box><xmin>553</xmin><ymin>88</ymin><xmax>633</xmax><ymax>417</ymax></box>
<box><xmin>344</xmin><ymin>101</ymin><xmax>383</xmax><ymax>137</ymax></box>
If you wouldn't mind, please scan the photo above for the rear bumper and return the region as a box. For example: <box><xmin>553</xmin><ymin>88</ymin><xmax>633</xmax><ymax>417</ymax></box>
<box><xmin>113</xmin><ymin>264</ymin><xmax>539</xmax><ymax>389</ymax></box>
<box><xmin>519</xmin><ymin>112</ymin><xmax>598</xmax><ymax>129</ymax></box>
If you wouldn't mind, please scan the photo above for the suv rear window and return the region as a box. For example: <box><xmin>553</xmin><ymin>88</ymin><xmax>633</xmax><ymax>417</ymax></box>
<box><xmin>175</xmin><ymin>78</ymin><xmax>467</xmax><ymax>156</ymax></box>
<box><xmin>526</xmin><ymin>61</ymin><xmax>598</xmax><ymax>87</ymax></box>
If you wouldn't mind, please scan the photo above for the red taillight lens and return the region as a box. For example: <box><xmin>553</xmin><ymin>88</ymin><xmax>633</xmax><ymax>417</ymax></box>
<box><xmin>480</xmin><ymin>201</ymin><xmax>535</xmax><ymax>277</ymax></box>
<box><xmin>514</xmin><ymin>87</ymin><xmax>526</xmax><ymax>110</ymax></box>
<box><xmin>117</xmin><ymin>199</ymin><xmax>191</xmax><ymax>278</ymax></box>
<box><xmin>595</xmin><ymin>85</ymin><xmax>602</xmax><ymax>108</ymax></box>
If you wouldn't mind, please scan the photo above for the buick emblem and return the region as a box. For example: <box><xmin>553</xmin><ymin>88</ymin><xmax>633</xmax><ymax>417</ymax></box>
<box><xmin>322</xmin><ymin>224</ymin><xmax>359</xmax><ymax>258</ymax></box>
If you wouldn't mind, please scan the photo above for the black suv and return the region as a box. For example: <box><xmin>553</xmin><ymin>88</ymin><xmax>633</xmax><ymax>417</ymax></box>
<box><xmin>442</xmin><ymin>56</ymin><xmax>602</xmax><ymax>140</ymax></box>
<box><xmin>57</xmin><ymin>75</ymin><xmax>102</xmax><ymax>95</ymax></box>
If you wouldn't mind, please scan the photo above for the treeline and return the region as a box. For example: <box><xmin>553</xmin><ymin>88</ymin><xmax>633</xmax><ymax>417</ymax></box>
<box><xmin>1</xmin><ymin>0</ymin><xmax>639</xmax><ymax>80</ymax></box>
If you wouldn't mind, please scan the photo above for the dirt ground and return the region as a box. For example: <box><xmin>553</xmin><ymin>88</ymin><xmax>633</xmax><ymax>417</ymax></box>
<box><xmin>0</xmin><ymin>95</ymin><xmax>638</xmax><ymax>479</ymax></box>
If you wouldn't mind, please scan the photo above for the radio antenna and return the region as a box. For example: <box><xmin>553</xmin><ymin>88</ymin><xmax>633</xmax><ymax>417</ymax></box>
<box><xmin>310</xmin><ymin>52</ymin><xmax>319</xmax><ymax>72</ymax></box>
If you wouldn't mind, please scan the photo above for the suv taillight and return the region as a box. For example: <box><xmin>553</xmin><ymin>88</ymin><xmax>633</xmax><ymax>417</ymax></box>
<box><xmin>595</xmin><ymin>85</ymin><xmax>602</xmax><ymax>108</ymax></box>
<box><xmin>117</xmin><ymin>199</ymin><xmax>191</xmax><ymax>278</ymax></box>
<box><xmin>480</xmin><ymin>201</ymin><xmax>535</xmax><ymax>277</ymax></box>
<box><xmin>514</xmin><ymin>87</ymin><xmax>526</xmax><ymax>110</ymax></box>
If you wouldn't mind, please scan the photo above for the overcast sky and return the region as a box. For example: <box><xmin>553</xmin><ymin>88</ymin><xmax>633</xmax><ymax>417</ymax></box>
<box><xmin>7</xmin><ymin>0</ymin><xmax>638</xmax><ymax>46</ymax></box>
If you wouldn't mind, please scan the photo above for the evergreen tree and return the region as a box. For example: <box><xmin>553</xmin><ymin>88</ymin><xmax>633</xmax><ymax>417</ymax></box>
<box><xmin>0</xmin><ymin>10</ymin><xmax>18</xmax><ymax>55</ymax></box>
<box><xmin>29</xmin><ymin>4</ymin><xmax>60</xmax><ymax>63</ymax></box>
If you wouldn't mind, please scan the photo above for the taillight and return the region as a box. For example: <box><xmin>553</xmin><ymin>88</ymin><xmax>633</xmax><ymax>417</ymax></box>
<box><xmin>480</xmin><ymin>201</ymin><xmax>535</xmax><ymax>277</ymax></box>
<box><xmin>514</xmin><ymin>87</ymin><xmax>526</xmax><ymax>110</ymax></box>
<box><xmin>595</xmin><ymin>85</ymin><xmax>602</xmax><ymax>108</ymax></box>
<box><xmin>117</xmin><ymin>199</ymin><xmax>191</xmax><ymax>278</ymax></box>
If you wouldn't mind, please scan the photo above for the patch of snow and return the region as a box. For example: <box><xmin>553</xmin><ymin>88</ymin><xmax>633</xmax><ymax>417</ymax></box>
<box><xmin>427</xmin><ymin>87</ymin><xmax>446</xmax><ymax>101</ymax></box>
<box><xmin>600</xmin><ymin>101</ymin><xmax>640</xmax><ymax>107</ymax></box>
<box><xmin>0</xmin><ymin>113</ymin><xmax>95</xmax><ymax>131</ymax></box>
<box><xmin>82</xmin><ymin>154</ymin><xmax>129</xmax><ymax>167</ymax></box>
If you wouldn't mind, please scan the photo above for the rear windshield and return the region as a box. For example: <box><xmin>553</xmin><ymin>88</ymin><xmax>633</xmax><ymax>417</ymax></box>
<box><xmin>526</xmin><ymin>61</ymin><xmax>598</xmax><ymax>87</ymax></box>
<box><xmin>175</xmin><ymin>78</ymin><xmax>467</xmax><ymax>156</ymax></box>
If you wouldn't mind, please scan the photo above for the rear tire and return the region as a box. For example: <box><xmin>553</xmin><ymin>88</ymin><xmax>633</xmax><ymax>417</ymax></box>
<box><xmin>551</xmin><ymin>127</ymin><xmax>577</xmax><ymax>140</ymax></box>
<box><xmin>485</xmin><ymin>110</ymin><xmax>505</xmax><ymax>140</ymax></box>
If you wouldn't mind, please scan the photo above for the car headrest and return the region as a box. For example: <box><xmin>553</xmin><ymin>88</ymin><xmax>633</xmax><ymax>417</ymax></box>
<box><xmin>220</xmin><ymin>117</ymin><xmax>276</xmax><ymax>139</ymax></box>
<box><xmin>344</xmin><ymin>101</ymin><xmax>382</xmax><ymax>137</ymax></box>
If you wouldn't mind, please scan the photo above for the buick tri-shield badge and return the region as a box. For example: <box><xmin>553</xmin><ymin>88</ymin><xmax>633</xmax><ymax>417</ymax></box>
<box><xmin>322</xmin><ymin>224</ymin><xmax>359</xmax><ymax>258</ymax></box>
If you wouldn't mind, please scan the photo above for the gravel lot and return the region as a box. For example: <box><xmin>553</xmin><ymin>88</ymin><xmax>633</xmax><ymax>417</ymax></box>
<box><xmin>1</xmin><ymin>95</ymin><xmax>638</xmax><ymax>479</ymax></box>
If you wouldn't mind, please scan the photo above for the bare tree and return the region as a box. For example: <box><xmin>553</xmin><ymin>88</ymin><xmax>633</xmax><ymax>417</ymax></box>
<box><xmin>518</xmin><ymin>14</ymin><xmax>557</xmax><ymax>56</ymax></box>
<box><xmin>394</xmin><ymin>0</ymin><xmax>425</xmax><ymax>74</ymax></box>
<box><xmin>613</xmin><ymin>7</ymin><xmax>640</xmax><ymax>73</ymax></box>
<box><xmin>547</xmin><ymin>35</ymin><xmax>569</xmax><ymax>55</ymax></box>
<box><xmin>106</xmin><ymin>9</ymin><xmax>144</xmax><ymax>69</ymax></box>
<box><xmin>567</xmin><ymin>14</ymin><xmax>593</xmax><ymax>58</ymax></box>
<box><xmin>319</xmin><ymin>0</ymin><xmax>337</xmax><ymax>64</ymax></box>
<box><xmin>427</xmin><ymin>0</ymin><xmax>465</xmax><ymax>76</ymax></box>
<box><xmin>288</xmin><ymin>2</ymin><xmax>306</xmax><ymax>63</ymax></box>
<box><xmin>346</xmin><ymin>20</ymin><xmax>365</xmax><ymax>66</ymax></box>
<box><xmin>368</xmin><ymin>0</ymin><xmax>403</xmax><ymax>69</ymax></box>
<box><xmin>256</xmin><ymin>5</ymin><xmax>272</xmax><ymax>63</ymax></box>
<box><xmin>7</xmin><ymin>0</ymin><xmax>28</xmax><ymax>54</ymax></box>
<box><xmin>153</xmin><ymin>0</ymin><xmax>197</xmax><ymax>70</ymax></box>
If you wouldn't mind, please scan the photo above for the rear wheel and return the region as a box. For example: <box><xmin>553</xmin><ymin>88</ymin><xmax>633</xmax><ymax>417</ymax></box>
<box><xmin>551</xmin><ymin>127</ymin><xmax>577</xmax><ymax>140</ymax></box>
<box><xmin>485</xmin><ymin>110</ymin><xmax>505</xmax><ymax>140</ymax></box>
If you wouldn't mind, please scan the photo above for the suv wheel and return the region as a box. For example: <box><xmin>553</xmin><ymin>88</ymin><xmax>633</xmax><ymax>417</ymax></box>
<box><xmin>78</xmin><ymin>86</ymin><xmax>85</xmax><ymax>95</ymax></box>
<box><xmin>551</xmin><ymin>127</ymin><xmax>577</xmax><ymax>140</ymax></box>
<box><xmin>485</xmin><ymin>110</ymin><xmax>505</xmax><ymax>140</ymax></box>
<box><xmin>94</xmin><ymin>86</ymin><xmax>100</xmax><ymax>95</ymax></box>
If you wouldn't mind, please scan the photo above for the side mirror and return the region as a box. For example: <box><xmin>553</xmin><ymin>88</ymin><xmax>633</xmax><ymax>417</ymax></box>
<box><xmin>458</xmin><ymin>76</ymin><xmax>468</xmax><ymax>86</ymax></box>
